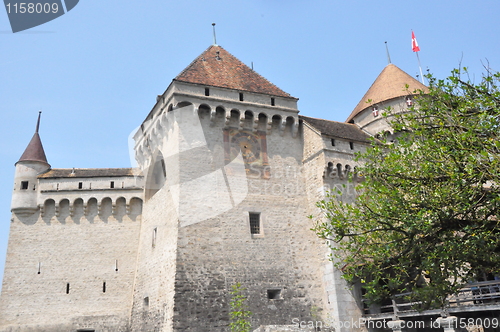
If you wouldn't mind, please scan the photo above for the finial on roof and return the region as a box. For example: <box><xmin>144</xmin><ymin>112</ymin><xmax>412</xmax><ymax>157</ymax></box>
<box><xmin>35</xmin><ymin>111</ymin><xmax>41</xmax><ymax>133</ymax></box>
<box><xmin>212</xmin><ymin>23</ymin><xmax>217</xmax><ymax>46</ymax></box>
<box><xmin>385</xmin><ymin>41</ymin><xmax>392</xmax><ymax>64</ymax></box>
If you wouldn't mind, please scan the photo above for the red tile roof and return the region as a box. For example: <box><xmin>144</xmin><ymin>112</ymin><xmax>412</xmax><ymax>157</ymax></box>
<box><xmin>346</xmin><ymin>64</ymin><xmax>428</xmax><ymax>123</ymax></box>
<box><xmin>174</xmin><ymin>45</ymin><xmax>295</xmax><ymax>99</ymax></box>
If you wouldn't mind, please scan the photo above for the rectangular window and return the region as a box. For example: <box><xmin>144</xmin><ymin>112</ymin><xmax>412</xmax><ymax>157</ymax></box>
<box><xmin>21</xmin><ymin>181</ymin><xmax>29</xmax><ymax>190</ymax></box>
<box><xmin>66</xmin><ymin>283</ymin><xmax>70</xmax><ymax>294</ymax></box>
<box><xmin>267</xmin><ymin>289</ymin><xmax>282</xmax><ymax>300</ymax></box>
<box><xmin>205</xmin><ymin>87</ymin><xmax>210</xmax><ymax>96</ymax></box>
<box><xmin>331</xmin><ymin>139</ymin><xmax>335</xmax><ymax>146</ymax></box>
<box><xmin>152</xmin><ymin>227</ymin><xmax>157</xmax><ymax>248</ymax></box>
<box><xmin>249</xmin><ymin>213</ymin><xmax>260</xmax><ymax>235</ymax></box>
<box><xmin>110</xmin><ymin>181</ymin><xmax>115</xmax><ymax>189</ymax></box>
<box><xmin>239</xmin><ymin>92</ymin><xmax>244</xmax><ymax>101</ymax></box>
<box><xmin>349</xmin><ymin>142</ymin><xmax>354</xmax><ymax>150</ymax></box>
<box><xmin>103</xmin><ymin>281</ymin><xmax>106</xmax><ymax>293</ymax></box>
<box><xmin>271</xmin><ymin>97</ymin><xmax>275</xmax><ymax>106</ymax></box>
<box><xmin>78</xmin><ymin>182</ymin><xmax>83</xmax><ymax>189</ymax></box>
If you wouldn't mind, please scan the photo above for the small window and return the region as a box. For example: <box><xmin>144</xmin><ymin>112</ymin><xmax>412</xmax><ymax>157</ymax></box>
<box><xmin>78</xmin><ymin>182</ymin><xmax>83</xmax><ymax>189</ymax></box>
<box><xmin>21</xmin><ymin>181</ymin><xmax>29</xmax><ymax>190</ymax></box>
<box><xmin>103</xmin><ymin>282</ymin><xmax>106</xmax><ymax>293</ymax></box>
<box><xmin>271</xmin><ymin>98</ymin><xmax>275</xmax><ymax>106</ymax></box>
<box><xmin>115</xmin><ymin>259</ymin><xmax>118</xmax><ymax>272</ymax></box>
<box><xmin>239</xmin><ymin>93</ymin><xmax>244</xmax><ymax>101</ymax></box>
<box><xmin>331</xmin><ymin>139</ymin><xmax>335</xmax><ymax>146</ymax></box>
<box><xmin>144</xmin><ymin>296</ymin><xmax>150</xmax><ymax>307</ymax></box>
<box><xmin>110</xmin><ymin>181</ymin><xmax>115</xmax><ymax>189</ymax></box>
<box><xmin>249</xmin><ymin>213</ymin><xmax>260</xmax><ymax>235</ymax></box>
<box><xmin>205</xmin><ymin>87</ymin><xmax>210</xmax><ymax>96</ymax></box>
<box><xmin>267</xmin><ymin>289</ymin><xmax>282</xmax><ymax>300</ymax></box>
<box><xmin>349</xmin><ymin>142</ymin><xmax>354</xmax><ymax>150</ymax></box>
<box><xmin>66</xmin><ymin>283</ymin><xmax>70</xmax><ymax>294</ymax></box>
<box><xmin>37</xmin><ymin>262</ymin><xmax>41</xmax><ymax>275</ymax></box>
<box><xmin>152</xmin><ymin>227</ymin><xmax>157</xmax><ymax>248</ymax></box>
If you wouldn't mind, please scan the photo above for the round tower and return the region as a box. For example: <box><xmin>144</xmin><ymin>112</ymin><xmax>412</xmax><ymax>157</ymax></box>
<box><xmin>11</xmin><ymin>112</ymin><xmax>50</xmax><ymax>216</ymax></box>
<box><xmin>346</xmin><ymin>63</ymin><xmax>428</xmax><ymax>137</ymax></box>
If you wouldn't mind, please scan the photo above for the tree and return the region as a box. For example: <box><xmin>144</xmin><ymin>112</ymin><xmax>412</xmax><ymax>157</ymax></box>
<box><xmin>229</xmin><ymin>283</ymin><xmax>252</xmax><ymax>332</ymax></box>
<box><xmin>312</xmin><ymin>68</ymin><xmax>500</xmax><ymax>309</ymax></box>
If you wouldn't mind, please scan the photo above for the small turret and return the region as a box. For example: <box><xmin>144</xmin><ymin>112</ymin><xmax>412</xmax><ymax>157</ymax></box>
<box><xmin>11</xmin><ymin>112</ymin><xmax>50</xmax><ymax>216</ymax></box>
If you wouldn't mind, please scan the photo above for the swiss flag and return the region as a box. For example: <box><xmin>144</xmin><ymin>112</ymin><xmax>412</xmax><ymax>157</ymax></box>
<box><xmin>412</xmin><ymin>31</ymin><xmax>420</xmax><ymax>52</ymax></box>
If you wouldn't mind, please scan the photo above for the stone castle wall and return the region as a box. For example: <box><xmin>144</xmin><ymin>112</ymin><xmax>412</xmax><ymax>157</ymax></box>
<box><xmin>0</xmin><ymin>189</ymin><xmax>143</xmax><ymax>332</ymax></box>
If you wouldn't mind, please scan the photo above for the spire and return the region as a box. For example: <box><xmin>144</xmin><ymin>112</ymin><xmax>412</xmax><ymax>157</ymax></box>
<box><xmin>17</xmin><ymin>112</ymin><xmax>49</xmax><ymax>165</ymax></box>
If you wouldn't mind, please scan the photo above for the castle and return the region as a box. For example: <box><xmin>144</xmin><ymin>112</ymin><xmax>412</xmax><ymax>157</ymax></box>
<box><xmin>0</xmin><ymin>45</ymin><xmax>426</xmax><ymax>332</ymax></box>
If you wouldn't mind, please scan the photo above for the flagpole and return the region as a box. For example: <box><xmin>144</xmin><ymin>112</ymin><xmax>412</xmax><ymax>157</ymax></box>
<box><xmin>411</xmin><ymin>30</ymin><xmax>425</xmax><ymax>85</ymax></box>
<box><xmin>415</xmin><ymin>51</ymin><xmax>424</xmax><ymax>84</ymax></box>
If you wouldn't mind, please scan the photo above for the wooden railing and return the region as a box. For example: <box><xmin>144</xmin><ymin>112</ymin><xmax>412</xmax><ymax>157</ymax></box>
<box><xmin>363</xmin><ymin>280</ymin><xmax>500</xmax><ymax>316</ymax></box>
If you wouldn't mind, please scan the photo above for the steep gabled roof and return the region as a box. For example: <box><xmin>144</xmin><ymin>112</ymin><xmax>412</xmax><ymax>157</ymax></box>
<box><xmin>346</xmin><ymin>64</ymin><xmax>428</xmax><ymax>123</ymax></box>
<box><xmin>300</xmin><ymin>115</ymin><xmax>371</xmax><ymax>143</ymax></box>
<box><xmin>174</xmin><ymin>45</ymin><xmax>295</xmax><ymax>99</ymax></box>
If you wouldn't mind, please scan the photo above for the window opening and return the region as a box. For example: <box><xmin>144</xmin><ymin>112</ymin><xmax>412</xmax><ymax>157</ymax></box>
<box><xmin>249</xmin><ymin>213</ymin><xmax>260</xmax><ymax>235</ymax></box>
<box><xmin>66</xmin><ymin>283</ymin><xmax>70</xmax><ymax>294</ymax></box>
<box><xmin>103</xmin><ymin>282</ymin><xmax>106</xmax><ymax>293</ymax></box>
<box><xmin>78</xmin><ymin>182</ymin><xmax>83</xmax><ymax>189</ymax></box>
<box><xmin>144</xmin><ymin>296</ymin><xmax>150</xmax><ymax>307</ymax></box>
<box><xmin>331</xmin><ymin>139</ymin><xmax>335</xmax><ymax>146</ymax></box>
<box><xmin>239</xmin><ymin>93</ymin><xmax>244</xmax><ymax>101</ymax></box>
<box><xmin>110</xmin><ymin>181</ymin><xmax>114</xmax><ymax>189</ymax></box>
<box><xmin>115</xmin><ymin>259</ymin><xmax>119</xmax><ymax>272</ymax></box>
<box><xmin>152</xmin><ymin>227</ymin><xmax>157</xmax><ymax>248</ymax></box>
<box><xmin>267</xmin><ymin>289</ymin><xmax>282</xmax><ymax>300</ymax></box>
<box><xmin>205</xmin><ymin>87</ymin><xmax>210</xmax><ymax>96</ymax></box>
<box><xmin>349</xmin><ymin>142</ymin><xmax>354</xmax><ymax>150</ymax></box>
<box><xmin>37</xmin><ymin>262</ymin><xmax>41</xmax><ymax>275</ymax></box>
<box><xmin>271</xmin><ymin>97</ymin><xmax>275</xmax><ymax>106</ymax></box>
<box><xmin>21</xmin><ymin>181</ymin><xmax>28</xmax><ymax>190</ymax></box>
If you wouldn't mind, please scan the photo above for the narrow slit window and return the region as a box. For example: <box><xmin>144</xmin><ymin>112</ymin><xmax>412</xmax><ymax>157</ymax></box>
<box><xmin>110</xmin><ymin>181</ymin><xmax>115</xmax><ymax>189</ymax></box>
<box><xmin>37</xmin><ymin>262</ymin><xmax>41</xmax><ymax>275</ymax></box>
<box><xmin>349</xmin><ymin>142</ymin><xmax>354</xmax><ymax>150</ymax></box>
<box><xmin>239</xmin><ymin>92</ymin><xmax>244</xmax><ymax>101</ymax></box>
<box><xmin>271</xmin><ymin>98</ymin><xmax>275</xmax><ymax>106</ymax></box>
<box><xmin>103</xmin><ymin>282</ymin><xmax>106</xmax><ymax>293</ymax></box>
<box><xmin>21</xmin><ymin>181</ymin><xmax>29</xmax><ymax>190</ymax></box>
<box><xmin>78</xmin><ymin>182</ymin><xmax>83</xmax><ymax>189</ymax></box>
<box><xmin>152</xmin><ymin>227</ymin><xmax>157</xmax><ymax>248</ymax></box>
<box><xmin>115</xmin><ymin>259</ymin><xmax>118</xmax><ymax>272</ymax></box>
<box><xmin>66</xmin><ymin>283</ymin><xmax>70</xmax><ymax>294</ymax></box>
<box><xmin>249</xmin><ymin>213</ymin><xmax>261</xmax><ymax>235</ymax></box>
<box><xmin>144</xmin><ymin>296</ymin><xmax>149</xmax><ymax>307</ymax></box>
<box><xmin>205</xmin><ymin>87</ymin><xmax>210</xmax><ymax>96</ymax></box>
<box><xmin>331</xmin><ymin>139</ymin><xmax>335</xmax><ymax>146</ymax></box>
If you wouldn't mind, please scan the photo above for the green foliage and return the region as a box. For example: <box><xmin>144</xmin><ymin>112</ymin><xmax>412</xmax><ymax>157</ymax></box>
<box><xmin>229</xmin><ymin>283</ymin><xmax>252</xmax><ymax>332</ymax></box>
<box><xmin>312</xmin><ymin>68</ymin><xmax>500</xmax><ymax>309</ymax></box>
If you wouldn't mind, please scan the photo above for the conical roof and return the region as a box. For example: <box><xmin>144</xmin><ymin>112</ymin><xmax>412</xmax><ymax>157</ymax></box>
<box><xmin>346</xmin><ymin>64</ymin><xmax>427</xmax><ymax>123</ymax></box>
<box><xmin>17</xmin><ymin>113</ymin><xmax>49</xmax><ymax>165</ymax></box>
<box><xmin>174</xmin><ymin>45</ymin><xmax>295</xmax><ymax>99</ymax></box>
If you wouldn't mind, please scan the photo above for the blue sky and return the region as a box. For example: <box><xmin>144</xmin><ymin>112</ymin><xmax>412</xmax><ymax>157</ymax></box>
<box><xmin>1</xmin><ymin>0</ymin><xmax>499</xmax><ymax>290</ymax></box>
